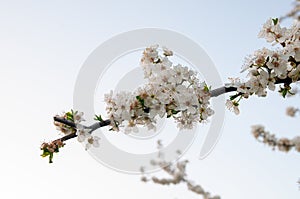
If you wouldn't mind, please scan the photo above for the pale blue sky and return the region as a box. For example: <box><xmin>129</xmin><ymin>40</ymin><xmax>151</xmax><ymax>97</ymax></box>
<box><xmin>0</xmin><ymin>0</ymin><xmax>299</xmax><ymax>199</ymax></box>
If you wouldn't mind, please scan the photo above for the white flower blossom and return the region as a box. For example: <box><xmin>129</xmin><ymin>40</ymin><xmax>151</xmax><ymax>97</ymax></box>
<box><xmin>288</xmin><ymin>64</ymin><xmax>300</xmax><ymax>82</ymax></box>
<box><xmin>266</xmin><ymin>52</ymin><xmax>288</xmax><ymax>77</ymax></box>
<box><xmin>73</xmin><ymin>111</ymin><xmax>84</xmax><ymax>124</ymax></box>
<box><xmin>85</xmin><ymin>136</ymin><xmax>100</xmax><ymax>150</ymax></box>
<box><xmin>225</xmin><ymin>100</ymin><xmax>240</xmax><ymax>115</ymax></box>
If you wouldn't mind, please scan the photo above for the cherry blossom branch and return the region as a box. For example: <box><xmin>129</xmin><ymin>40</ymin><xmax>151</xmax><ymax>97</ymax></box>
<box><xmin>48</xmin><ymin>22</ymin><xmax>300</xmax><ymax>147</ymax></box>
<box><xmin>49</xmin><ymin>77</ymin><xmax>297</xmax><ymax>150</ymax></box>
<box><xmin>141</xmin><ymin>142</ymin><xmax>220</xmax><ymax>199</ymax></box>
<box><xmin>49</xmin><ymin>75</ymin><xmax>300</xmax><ymax>147</ymax></box>
<box><xmin>250</xmin><ymin>106</ymin><xmax>300</xmax><ymax>153</ymax></box>
<box><xmin>142</xmin><ymin>159</ymin><xmax>220</xmax><ymax>199</ymax></box>
<box><xmin>251</xmin><ymin>125</ymin><xmax>300</xmax><ymax>152</ymax></box>
<box><xmin>39</xmin><ymin>3</ymin><xmax>300</xmax><ymax>199</ymax></box>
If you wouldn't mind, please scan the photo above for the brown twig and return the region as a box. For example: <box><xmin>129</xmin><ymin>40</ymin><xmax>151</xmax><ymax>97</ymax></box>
<box><xmin>52</xmin><ymin>116</ymin><xmax>111</xmax><ymax>143</ymax></box>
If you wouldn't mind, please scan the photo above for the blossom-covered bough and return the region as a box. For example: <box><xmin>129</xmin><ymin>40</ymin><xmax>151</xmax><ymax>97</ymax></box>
<box><xmin>41</xmin><ymin>8</ymin><xmax>300</xmax><ymax>199</ymax></box>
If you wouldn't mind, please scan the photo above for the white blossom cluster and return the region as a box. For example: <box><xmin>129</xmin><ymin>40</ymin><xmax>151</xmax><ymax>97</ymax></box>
<box><xmin>226</xmin><ymin>18</ymin><xmax>300</xmax><ymax>114</ymax></box>
<box><xmin>251</xmin><ymin>125</ymin><xmax>300</xmax><ymax>152</ymax></box>
<box><xmin>140</xmin><ymin>141</ymin><xmax>220</xmax><ymax>199</ymax></box>
<box><xmin>105</xmin><ymin>45</ymin><xmax>214</xmax><ymax>132</ymax></box>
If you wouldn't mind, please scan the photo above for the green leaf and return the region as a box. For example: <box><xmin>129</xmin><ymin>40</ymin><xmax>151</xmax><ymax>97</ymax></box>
<box><xmin>204</xmin><ymin>84</ymin><xmax>210</xmax><ymax>92</ymax></box>
<box><xmin>136</xmin><ymin>96</ymin><xmax>145</xmax><ymax>106</ymax></box>
<box><xmin>272</xmin><ymin>18</ymin><xmax>278</xmax><ymax>25</ymax></box>
<box><xmin>282</xmin><ymin>89</ymin><xmax>287</xmax><ymax>98</ymax></box>
<box><xmin>279</xmin><ymin>86</ymin><xmax>290</xmax><ymax>98</ymax></box>
<box><xmin>66</xmin><ymin>111</ymin><xmax>74</xmax><ymax>121</ymax></box>
<box><xmin>94</xmin><ymin>114</ymin><xmax>104</xmax><ymax>122</ymax></box>
<box><xmin>230</xmin><ymin>93</ymin><xmax>240</xmax><ymax>100</ymax></box>
<box><xmin>171</xmin><ymin>110</ymin><xmax>180</xmax><ymax>115</ymax></box>
<box><xmin>232</xmin><ymin>101</ymin><xmax>239</xmax><ymax>106</ymax></box>
<box><xmin>41</xmin><ymin>150</ymin><xmax>50</xmax><ymax>157</ymax></box>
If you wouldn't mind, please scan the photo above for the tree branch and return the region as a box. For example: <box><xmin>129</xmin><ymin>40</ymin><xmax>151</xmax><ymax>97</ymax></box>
<box><xmin>52</xmin><ymin>116</ymin><xmax>110</xmax><ymax>143</ymax></box>
<box><xmin>54</xmin><ymin>117</ymin><xmax>77</xmax><ymax>128</ymax></box>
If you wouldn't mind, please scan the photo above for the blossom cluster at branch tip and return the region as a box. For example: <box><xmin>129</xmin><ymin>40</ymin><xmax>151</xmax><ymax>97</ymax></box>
<box><xmin>251</xmin><ymin>125</ymin><xmax>300</xmax><ymax>152</ymax></box>
<box><xmin>226</xmin><ymin>18</ymin><xmax>300</xmax><ymax>114</ymax></box>
<box><xmin>40</xmin><ymin>140</ymin><xmax>65</xmax><ymax>163</ymax></box>
<box><xmin>41</xmin><ymin>110</ymin><xmax>102</xmax><ymax>163</ymax></box>
<box><xmin>105</xmin><ymin>45</ymin><xmax>214</xmax><ymax>133</ymax></box>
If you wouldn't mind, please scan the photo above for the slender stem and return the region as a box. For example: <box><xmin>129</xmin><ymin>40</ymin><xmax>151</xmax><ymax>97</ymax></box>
<box><xmin>54</xmin><ymin>117</ymin><xmax>77</xmax><ymax>128</ymax></box>
<box><xmin>59</xmin><ymin>132</ymin><xmax>77</xmax><ymax>142</ymax></box>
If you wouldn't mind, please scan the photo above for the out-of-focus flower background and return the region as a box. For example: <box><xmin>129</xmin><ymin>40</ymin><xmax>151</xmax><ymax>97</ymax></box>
<box><xmin>0</xmin><ymin>0</ymin><xmax>299</xmax><ymax>198</ymax></box>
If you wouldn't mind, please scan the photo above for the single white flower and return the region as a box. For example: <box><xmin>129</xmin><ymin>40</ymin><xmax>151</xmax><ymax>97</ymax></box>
<box><xmin>76</xmin><ymin>128</ymin><xmax>91</xmax><ymax>143</ymax></box>
<box><xmin>266</xmin><ymin>57</ymin><xmax>287</xmax><ymax>77</ymax></box>
<box><xmin>176</xmin><ymin>91</ymin><xmax>198</xmax><ymax>114</ymax></box>
<box><xmin>73</xmin><ymin>111</ymin><xmax>84</xmax><ymax>124</ymax></box>
<box><xmin>259</xmin><ymin>70</ymin><xmax>276</xmax><ymax>91</ymax></box>
<box><xmin>288</xmin><ymin>65</ymin><xmax>300</xmax><ymax>82</ymax></box>
<box><xmin>85</xmin><ymin>136</ymin><xmax>100</xmax><ymax>150</ymax></box>
<box><xmin>149</xmin><ymin>102</ymin><xmax>165</xmax><ymax>119</ymax></box>
<box><xmin>225</xmin><ymin>99</ymin><xmax>240</xmax><ymax>115</ymax></box>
